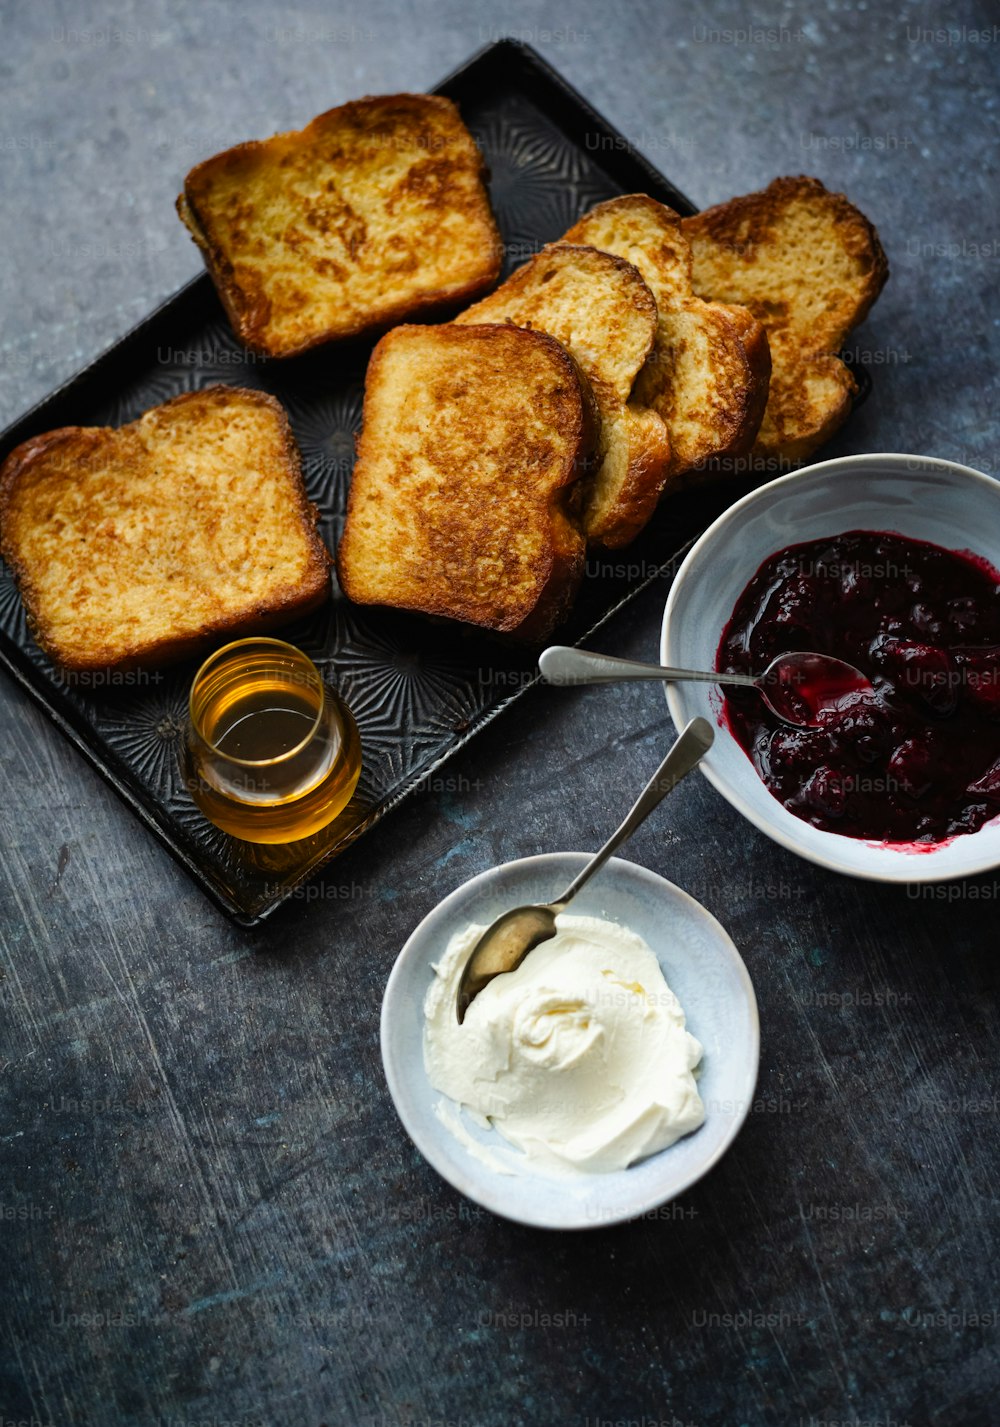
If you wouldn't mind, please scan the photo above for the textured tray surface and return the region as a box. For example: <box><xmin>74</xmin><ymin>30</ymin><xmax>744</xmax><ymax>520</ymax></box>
<box><xmin>0</xmin><ymin>41</ymin><xmax>862</xmax><ymax>923</ymax></box>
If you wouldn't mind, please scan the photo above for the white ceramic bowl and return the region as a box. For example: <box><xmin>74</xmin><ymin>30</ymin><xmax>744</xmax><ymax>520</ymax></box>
<box><xmin>662</xmin><ymin>453</ymin><xmax>1000</xmax><ymax>882</ymax></box>
<box><xmin>380</xmin><ymin>854</ymin><xmax>759</xmax><ymax>1230</ymax></box>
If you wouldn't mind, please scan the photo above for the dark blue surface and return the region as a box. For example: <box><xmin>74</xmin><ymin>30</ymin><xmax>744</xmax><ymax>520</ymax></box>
<box><xmin>1</xmin><ymin>3</ymin><xmax>998</xmax><ymax>1424</ymax></box>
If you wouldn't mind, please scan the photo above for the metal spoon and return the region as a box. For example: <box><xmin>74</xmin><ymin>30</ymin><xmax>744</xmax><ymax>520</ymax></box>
<box><xmin>456</xmin><ymin>717</ymin><xmax>713</xmax><ymax>1022</ymax></box>
<box><xmin>539</xmin><ymin>646</ymin><xmax>873</xmax><ymax>728</ymax></box>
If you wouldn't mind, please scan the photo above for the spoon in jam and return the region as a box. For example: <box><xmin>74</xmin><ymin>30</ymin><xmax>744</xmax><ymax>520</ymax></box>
<box><xmin>538</xmin><ymin>646</ymin><xmax>874</xmax><ymax>728</ymax></box>
<box><xmin>456</xmin><ymin>716</ymin><xmax>713</xmax><ymax>1022</ymax></box>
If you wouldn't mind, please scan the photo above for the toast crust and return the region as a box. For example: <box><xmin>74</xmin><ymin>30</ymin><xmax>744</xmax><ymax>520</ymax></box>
<box><xmin>563</xmin><ymin>194</ymin><xmax>771</xmax><ymax>483</ymax></box>
<box><xmin>456</xmin><ymin>241</ymin><xmax>669</xmax><ymax>547</ymax></box>
<box><xmin>179</xmin><ymin>94</ymin><xmax>502</xmax><ymax>359</ymax></box>
<box><xmin>683</xmin><ymin>176</ymin><xmax>888</xmax><ymax>463</ymax></box>
<box><xmin>0</xmin><ymin>386</ymin><xmax>331</xmax><ymax>672</ymax></box>
<box><xmin>337</xmin><ymin>324</ymin><xmax>594</xmax><ymax>640</ymax></box>
<box><xmin>600</xmin><ymin>404</ymin><xmax>676</xmax><ymax>544</ymax></box>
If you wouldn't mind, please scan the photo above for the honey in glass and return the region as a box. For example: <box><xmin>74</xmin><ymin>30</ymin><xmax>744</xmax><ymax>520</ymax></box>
<box><xmin>184</xmin><ymin>638</ymin><xmax>361</xmax><ymax>843</ymax></box>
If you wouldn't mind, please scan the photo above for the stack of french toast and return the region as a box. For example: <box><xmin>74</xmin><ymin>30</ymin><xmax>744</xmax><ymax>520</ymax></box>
<box><xmin>0</xmin><ymin>92</ymin><xmax>888</xmax><ymax>669</ymax></box>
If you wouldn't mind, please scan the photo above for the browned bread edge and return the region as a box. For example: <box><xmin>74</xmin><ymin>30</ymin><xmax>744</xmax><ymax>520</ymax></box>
<box><xmin>684</xmin><ymin>175</ymin><xmax>889</xmax><ymax>335</ymax></box>
<box><xmin>179</xmin><ymin>94</ymin><xmax>503</xmax><ymax>359</ymax></box>
<box><xmin>336</xmin><ymin>324</ymin><xmax>593</xmax><ymax>642</ymax></box>
<box><xmin>562</xmin><ymin>194</ymin><xmax>770</xmax><ymax>484</ymax></box>
<box><xmin>0</xmin><ymin>386</ymin><xmax>331</xmax><ymax>672</ymax></box>
<box><xmin>456</xmin><ymin>241</ymin><xmax>669</xmax><ymax>549</ymax></box>
<box><xmin>683</xmin><ymin>176</ymin><xmax>889</xmax><ymax>463</ymax></box>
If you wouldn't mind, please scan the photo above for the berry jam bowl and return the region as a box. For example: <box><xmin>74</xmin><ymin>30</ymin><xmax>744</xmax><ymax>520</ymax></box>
<box><xmin>661</xmin><ymin>453</ymin><xmax>1000</xmax><ymax>883</ymax></box>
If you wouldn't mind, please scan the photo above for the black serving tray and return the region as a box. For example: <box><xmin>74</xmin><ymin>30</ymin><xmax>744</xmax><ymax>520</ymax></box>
<box><xmin>0</xmin><ymin>40</ymin><xmax>869</xmax><ymax>924</ymax></box>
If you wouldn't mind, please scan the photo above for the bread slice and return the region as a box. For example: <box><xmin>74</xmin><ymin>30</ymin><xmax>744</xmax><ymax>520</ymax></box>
<box><xmin>563</xmin><ymin>194</ymin><xmax>770</xmax><ymax>483</ymax></box>
<box><xmin>455</xmin><ymin>242</ymin><xmax>669</xmax><ymax>548</ymax></box>
<box><xmin>0</xmin><ymin>386</ymin><xmax>330</xmax><ymax>671</ymax></box>
<box><xmin>337</xmin><ymin>324</ymin><xmax>594</xmax><ymax>640</ymax></box>
<box><xmin>178</xmin><ymin>94</ymin><xmax>502</xmax><ymax>359</ymax></box>
<box><xmin>683</xmin><ymin>177</ymin><xmax>889</xmax><ymax>464</ymax></box>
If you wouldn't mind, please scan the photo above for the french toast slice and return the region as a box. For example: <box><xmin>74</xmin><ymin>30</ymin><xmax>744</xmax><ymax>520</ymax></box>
<box><xmin>683</xmin><ymin>176</ymin><xmax>889</xmax><ymax>464</ymax></box>
<box><xmin>455</xmin><ymin>242</ymin><xmax>669</xmax><ymax>548</ymax></box>
<box><xmin>178</xmin><ymin>94</ymin><xmax>501</xmax><ymax>359</ymax></box>
<box><xmin>336</xmin><ymin>324</ymin><xmax>594</xmax><ymax>641</ymax></box>
<box><xmin>0</xmin><ymin>386</ymin><xmax>330</xmax><ymax>671</ymax></box>
<box><xmin>564</xmin><ymin>194</ymin><xmax>770</xmax><ymax>483</ymax></box>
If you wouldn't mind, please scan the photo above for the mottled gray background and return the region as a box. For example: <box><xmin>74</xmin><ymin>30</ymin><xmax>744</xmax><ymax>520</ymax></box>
<box><xmin>1</xmin><ymin>1</ymin><xmax>998</xmax><ymax>1425</ymax></box>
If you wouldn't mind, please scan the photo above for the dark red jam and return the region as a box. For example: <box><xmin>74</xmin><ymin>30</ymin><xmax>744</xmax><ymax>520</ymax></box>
<box><xmin>717</xmin><ymin>531</ymin><xmax>1000</xmax><ymax>842</ymax></box>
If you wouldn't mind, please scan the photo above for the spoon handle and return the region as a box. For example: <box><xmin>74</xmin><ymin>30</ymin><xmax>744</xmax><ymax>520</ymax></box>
<box><xmin>538</xmin><ymin>645</ymin><xmax>757</xmax><ymax>689</ymax></box>
<box><xmin>551</xmin><ymin>717</ymin><xmax>714</xmax><ymax>912</ymax></box>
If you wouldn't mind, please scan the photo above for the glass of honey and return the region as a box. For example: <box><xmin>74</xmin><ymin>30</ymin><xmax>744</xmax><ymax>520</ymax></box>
<box><xmin>184</xmin><ymin>638</ymin><xmax>361</xmax><ymax>843</ymax></box>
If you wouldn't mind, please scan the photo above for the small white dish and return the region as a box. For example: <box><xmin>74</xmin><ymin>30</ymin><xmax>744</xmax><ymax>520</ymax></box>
<box><xmin>380</xmin><ymin>853</ymin><xmax>759</xmax><ymax>1230</ymax></box>
<box><xmin>662</xmin><ymin>453</ymin><xmax>1000</xmax><ymax>883</ymax></box>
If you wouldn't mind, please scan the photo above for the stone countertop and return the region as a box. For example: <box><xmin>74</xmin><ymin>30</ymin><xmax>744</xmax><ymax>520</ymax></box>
<box><xmin>1</xmin><ymin>2</ymin><xmax>998</xmax><ymax>1424</ymax></box>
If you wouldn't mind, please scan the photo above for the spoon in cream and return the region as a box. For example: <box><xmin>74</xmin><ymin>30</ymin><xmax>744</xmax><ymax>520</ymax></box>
<box><xmin>538</xmin><ymin>645</ymin><xmax>874</xmax><ymax>728</ymax></box>
<box><xmin>456</xmin><ymin>717</ymin><xmax>713</xmax><ymax>1022</ymax></box>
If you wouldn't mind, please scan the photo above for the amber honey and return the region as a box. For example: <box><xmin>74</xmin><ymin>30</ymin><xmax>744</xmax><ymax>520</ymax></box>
<box><xmin>184</xmin><ymin>639</ymin><xmax>361</xmax><ymax>844</ymax></box>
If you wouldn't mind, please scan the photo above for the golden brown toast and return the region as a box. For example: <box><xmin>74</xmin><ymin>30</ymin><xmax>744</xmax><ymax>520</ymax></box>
<box><xmin>564</xmin><ymin>194</ymin><xmax>770</xmax><ymax>483</ymax></box>
<box><xmin>683</xmin><ymin>176</ymin><xmax>889</xmax><ymax>464</ymax></box>
<box><xmin>0</xmin><ymin>386</ymin><xmax>330</xmax><ymax>671</ymax></box>
<box><xmin>178</xmin><ymin>94</ymin><xmax>501</xmax><ymax>359</ymax></box>
<box><xmin>336</xmin><ymin>324</ymin><xmax>594</xmax><ymax>641</ymax></box>
<box><xmin>455</xmin><ymin>242</ymin><xmax>669</xmax><ymax>548</ymax></box>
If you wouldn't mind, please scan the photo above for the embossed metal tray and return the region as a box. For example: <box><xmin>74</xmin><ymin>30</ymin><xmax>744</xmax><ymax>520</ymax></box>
<box><xmin>0</xmin><ymin>40</ymin><xmax>869</xmax><ymax>924</ymax></box>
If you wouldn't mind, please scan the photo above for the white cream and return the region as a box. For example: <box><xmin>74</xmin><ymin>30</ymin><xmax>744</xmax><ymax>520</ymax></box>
<box><xmin>423</xmin><ymin>914</ymin><xmax>705</xmax><ymax>1176</ymax></box>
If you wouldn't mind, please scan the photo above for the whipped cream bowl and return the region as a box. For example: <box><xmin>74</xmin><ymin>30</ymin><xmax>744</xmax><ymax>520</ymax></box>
<box><xmin>424</xmin><ymin>913</ymin><xmax>707</xmax><ymax>1178</ymax></box>
<box><xmin>380</xmin><ymin>853</ymin><xmax>759</xmax><ymax>1230</ymax></box>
